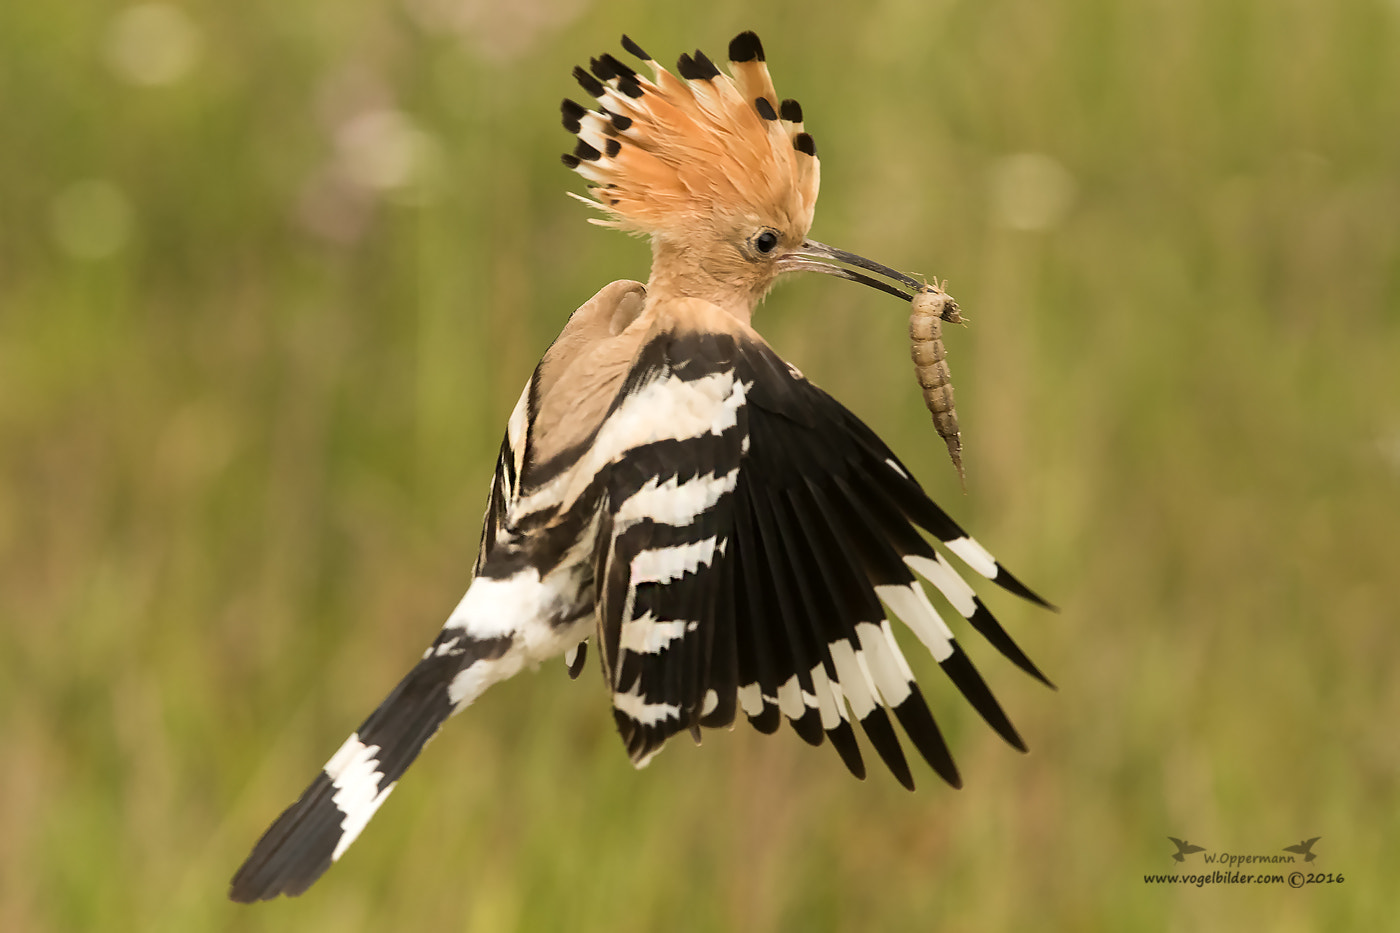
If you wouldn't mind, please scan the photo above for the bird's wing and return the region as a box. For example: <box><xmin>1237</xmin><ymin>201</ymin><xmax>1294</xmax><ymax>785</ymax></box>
<box><xmin>473</xmin><ymin>366</ymin><xmax>538</xmax><ymax>573</ymax></box>
<box><xmin>1168</xmin><ymin>837</ymin><xmax>1187</xmax><ymax>847</ymax></box>
<box><xmin>591</xmin><ymin>326</ymin><xmax>749</xmax><ymax>766</ymax></box>
<box><xmin>593</xmin><ymin>320</ymin><xmax>1050</xmax><ymax>787</ymax></box>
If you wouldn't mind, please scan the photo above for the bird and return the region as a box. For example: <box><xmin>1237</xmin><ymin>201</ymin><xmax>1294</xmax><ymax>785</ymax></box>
<box><xmin>229</xmin><ymin>30</ymin><xmax>1053</xmax><ymax>903</ymax></box>
<box><xmin>1283</xmin><ymin>837</ymin><xmax>1320</xmax><ymax>862</ymax></box>
<box><xmin>1168</xmin><ymin>837</ymin><xmax>1206</xmax><ymax>862</ymax></box>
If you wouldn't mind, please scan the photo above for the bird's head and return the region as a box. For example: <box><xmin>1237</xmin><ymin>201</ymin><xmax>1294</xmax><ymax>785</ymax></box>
<box><xmin>563</xmin><ymin>32</ymin><xmax>927</xmax><ymax>322</ymax></box>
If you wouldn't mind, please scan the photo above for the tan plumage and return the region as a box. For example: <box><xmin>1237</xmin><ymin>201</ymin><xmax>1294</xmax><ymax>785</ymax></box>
<box><xmin>528</xmin><ymin>280</ymin><xmax>648</xmax><ymax>465</ymax></box>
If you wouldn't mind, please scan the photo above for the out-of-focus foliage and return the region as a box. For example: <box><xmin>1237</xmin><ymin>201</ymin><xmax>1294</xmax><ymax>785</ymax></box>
<box><xmin>2</xmin><ymin>1</ymin><xmax>1397</xmax><ymax>930</ymax></box>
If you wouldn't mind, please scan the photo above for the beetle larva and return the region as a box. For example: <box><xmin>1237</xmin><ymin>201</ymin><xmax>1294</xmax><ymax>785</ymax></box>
<box><xmin>909</xmin><ymin>280</ymin><xmax>966</xmax><ymax>487</ymax></box>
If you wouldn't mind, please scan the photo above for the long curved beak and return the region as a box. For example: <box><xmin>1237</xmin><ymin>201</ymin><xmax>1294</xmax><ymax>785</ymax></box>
<box><xmin>775</xmin><ymin>239</ymin><xmax>926</xmax><ymax>301</ymax></box>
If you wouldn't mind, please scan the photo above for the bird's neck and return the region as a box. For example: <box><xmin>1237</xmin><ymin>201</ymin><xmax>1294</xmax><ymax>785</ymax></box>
<box><xmin>645</xmin><ymin>240</ymin><xmax>761</xmax><ymax>325</ymax></box>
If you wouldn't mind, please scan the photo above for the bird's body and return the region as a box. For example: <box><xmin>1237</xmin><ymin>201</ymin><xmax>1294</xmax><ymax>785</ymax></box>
<box><xmin>231</xmin><ymin>31</ymin><xmax>1052</xmax><ymax>903</ymax></box>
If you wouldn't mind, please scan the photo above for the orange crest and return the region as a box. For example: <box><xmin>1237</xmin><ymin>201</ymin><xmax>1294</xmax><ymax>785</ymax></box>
<box><xmin>561</xmin><ymin>32</ymin><xmax>820</xmax><ymax>243</ymax></box>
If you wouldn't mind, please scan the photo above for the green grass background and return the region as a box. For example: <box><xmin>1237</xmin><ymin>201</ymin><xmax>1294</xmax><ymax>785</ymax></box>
<box><xmin>3</xmin><ymin>0</ymin><xmax>1398</xmax><ymax>930</ymax></box>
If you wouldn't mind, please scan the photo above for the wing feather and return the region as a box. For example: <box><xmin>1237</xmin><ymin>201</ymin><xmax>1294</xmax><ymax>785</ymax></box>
<box><xmin>590</xmin><ymin>321</ymin><xmax>1047</xmax><ymax>786</ymax></box>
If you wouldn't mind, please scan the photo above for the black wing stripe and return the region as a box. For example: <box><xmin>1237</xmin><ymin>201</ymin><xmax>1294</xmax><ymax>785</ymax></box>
<box><xmin>883</xmin><ymin>681</ymin><xmax>960</xmax><ymax>788</ymax></box>
<box><xmin>939</xmin><ymin>643</ymin><xmax>1027</xmax><ymax>752</ymax></box>
<box><xmin>475</xmin><ymin>434</ymin><xmax>515</xmax><ymax>575</ymax></box>
<box><xmin>680</xmin><ymin>427</ymin><xmax>723</xmax><ymax>731</ymax></box>
<box><xmin>732</xmin><ymin>488</ymin><xmax>784</xmax><ymax>734</ymax></box>
<box><xmin>596</xmin><ymin>507</ymin><xmax>638</xmax><ymax>688</ymax></box>
<box><xmin>825</xmin><ymin>718</ymin><xmax>868</xmax><ymax>779</ymax></box>
<box><xmin>825</xmin><ymin>474</ymin><xmax>926</xmax><ymax>588</ymax></box>
<box><xmin>698</xmin><ymin>541</ymin><xmax>739</xmax><ymax>729</ymax></box>
<box><xmin>592</xmin><ymin>503</ymin><xmax>622</xmax><ymax>687</ymax></box>
<box><xmin>963</xmin><ymin>599</ymin><xmax>1052</xmax><ymax>680</ymax></box>
<box><xmin>847</xmin><ymin>464</ymin><xmax>944</xmax><ymax>564</ymax></box>
<box><xmin>745</xmin><ymin>483</ymin><xmax>826</xmax><ymax>747</ymax></box>
<box><xmin>971</xmin><ymin>558</ymin><xmax>1055</xmax><ymax>609</ymax></box>
<box><xmin>821</xmin><ymin>408</ymin><xmax>967</xmax><ymax>543</ymax></box>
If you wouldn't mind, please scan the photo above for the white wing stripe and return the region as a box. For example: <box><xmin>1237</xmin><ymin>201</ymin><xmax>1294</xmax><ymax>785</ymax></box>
<box><xmin>854</xmin><ymin>621</ymin><xmax>915</xmax><ymax>707</ymax></box>
<box><xmin>737</xmin><ymin>682</ymin><xmax>765</xmax><ymax>717</ymax></box>
<box><xmin>629</xmin><ymin>536</ymin><xmax>726</xmax><ymax>585</ymax></box>
<box><xmin>945</xmin><ymin>535</ymin><xmax>999</xmax><ymax>580</ymax></box>
<box><xmin>619</xmin><ymin>612</ymin><xmax>698</xmax><ymax>654</ymax></box>
<box><xmin>614</xmin><ymin>467</ymin><xmax>739</xmax><ymax>528</ymax></box>
<box><xmin>827</xmin><ymin>639</ymin><xmax>879</xmax><ymax>719</ymax></box>
<box><xmin>506</xmin><ymin>382</ymin><xmax>531</xmax><ymax>485</ymax></box>
<box><xmin>876</xmin><ymin>582</ymin><xmax>955</xmax><ymax>662</ymax></box>
<box><xmin>516</xmin><ymin>372</ymin><xmax>747</xmax><ymax>518</ymax></box>
<box><xmin>906</xmin><ymin>553</ymin><xmax>978</xmax><ymax>618</ymax></box>
<box><xmin>613</xmin><ymin>682</ymin><xmax>680</xmax><ymax>726</ymax></box>
<box><xmin>775</xmin><ymin>675</ymin><xmax>807</xmax><ymax>720</ymax></box>
<box><xmin>809</xmin><ymin>662</ymin><xmax>846</xmax><ymax>729</ymax></box>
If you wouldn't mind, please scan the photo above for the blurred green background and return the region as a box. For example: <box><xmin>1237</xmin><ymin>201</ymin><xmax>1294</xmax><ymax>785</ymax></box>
<box><xmin>3</xmin><ymin>0</ymin><xmax>1398</xmax><ymax>930</ymax></box>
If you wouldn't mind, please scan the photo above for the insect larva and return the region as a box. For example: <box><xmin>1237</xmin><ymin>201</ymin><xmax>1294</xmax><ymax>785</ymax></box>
<box><xmin>909</xmin><ymin>280</ymin><xmax>966</xmax><ymax>488</ymax></box>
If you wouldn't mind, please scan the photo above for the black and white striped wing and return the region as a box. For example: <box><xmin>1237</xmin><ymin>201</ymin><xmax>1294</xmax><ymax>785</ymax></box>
<box><xmin>596</xmin><ymin>327</ymin><xmax>1051</xmax><ymax>787</ymax></box>
<box><xmin>591</xmin><ymin>328</ymin><xmax>749</xmax><ymax>764</ymax></box>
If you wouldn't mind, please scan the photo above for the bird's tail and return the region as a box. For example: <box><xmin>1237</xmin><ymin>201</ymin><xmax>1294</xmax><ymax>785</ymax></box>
<box><xmin>229</xmin><ymin>598</ymin><xmax>529</xmax><ymax>901</ymax></box>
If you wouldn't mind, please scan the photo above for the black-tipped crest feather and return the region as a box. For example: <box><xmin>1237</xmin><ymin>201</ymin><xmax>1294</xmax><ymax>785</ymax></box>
<box><xmin>620</xmin><ymin>34</ymin><xmax>651</xmax><ymax>61</ymax></box>
<box><xmin>729</xmin><ymin>31</ymin><xmax>766</xmax><ymax>63</ymax></box>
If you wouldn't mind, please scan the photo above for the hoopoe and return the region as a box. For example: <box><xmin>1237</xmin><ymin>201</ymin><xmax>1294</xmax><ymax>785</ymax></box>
<box><xmin>229</xmin><ymin>31</ymin><xmax>1052</xmax><ymax>903</ymax></box>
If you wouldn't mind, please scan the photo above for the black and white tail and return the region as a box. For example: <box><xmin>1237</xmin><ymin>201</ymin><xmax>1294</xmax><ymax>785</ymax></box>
<box><xmin>229</xmin><ymin>570</ymin><xmax>568</xmax><ymax>901</ymax></box>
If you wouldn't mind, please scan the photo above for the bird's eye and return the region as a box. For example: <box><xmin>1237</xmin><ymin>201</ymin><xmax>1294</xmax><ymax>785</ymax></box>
<box><xmin>753</xmin><ymin>230</ymin><xmax>780</xmax><ymax>255</ymax></box>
